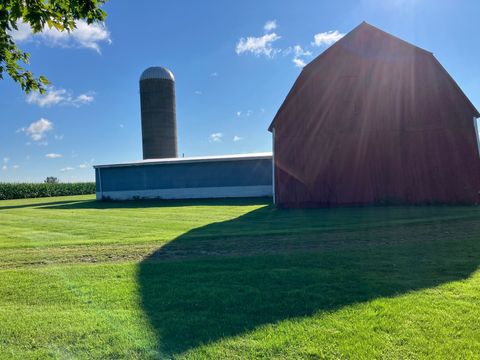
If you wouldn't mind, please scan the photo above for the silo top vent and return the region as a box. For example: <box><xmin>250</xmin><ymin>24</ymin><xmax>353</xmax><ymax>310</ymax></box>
<box><xmin>140</xmin><ymin>66</ymin><xmax>175</xmax><ymax>81</ymax></box>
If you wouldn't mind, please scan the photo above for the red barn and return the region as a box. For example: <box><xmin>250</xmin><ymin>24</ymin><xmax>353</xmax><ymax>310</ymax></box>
<box><xmin>269</xmin><ymin>22</ymin><xmax>480</xmax><ymax>207</ymax></box>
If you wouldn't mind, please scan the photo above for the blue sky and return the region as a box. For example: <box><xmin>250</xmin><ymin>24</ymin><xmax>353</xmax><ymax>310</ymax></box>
<box><xmin>1</xmin><ymin>0</ymin><xmax>479</xmax><ymax>182</ymax></box>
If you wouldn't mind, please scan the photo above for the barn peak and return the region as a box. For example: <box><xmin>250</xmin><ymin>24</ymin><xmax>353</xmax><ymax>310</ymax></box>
<box><xmin>302</xmin><ymin>21</ymin><xmax>433</xmax><ymax>74</ymax></box>
<box><xmin>268</xmin><ymin>22</ymin><xmax>479</xmax><ymax>132</ymax></box>
<box><xmin>352</xmin><ymin>21</ymin><xmax>432</xmax><ymax>54</ymax></box>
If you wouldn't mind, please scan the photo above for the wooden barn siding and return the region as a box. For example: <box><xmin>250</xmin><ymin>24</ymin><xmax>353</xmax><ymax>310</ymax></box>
<box><xmin>273</xmin><ymin>25</ymin><xmax>480</xmax><ymax>207</ymax></box>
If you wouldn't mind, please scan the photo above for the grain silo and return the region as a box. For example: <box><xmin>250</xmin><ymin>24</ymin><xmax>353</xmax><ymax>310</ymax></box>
<box><xmin>139</xmin><ymin>66</ymin><xmax>178</xmax><ymax>159</ymax></box>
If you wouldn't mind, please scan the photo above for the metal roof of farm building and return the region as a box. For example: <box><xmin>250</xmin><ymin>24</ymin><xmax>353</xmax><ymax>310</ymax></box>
<box><xmin>93</xmin><ymin>152</ymin><xmax>272</xmax><ymax>169</ymax></box>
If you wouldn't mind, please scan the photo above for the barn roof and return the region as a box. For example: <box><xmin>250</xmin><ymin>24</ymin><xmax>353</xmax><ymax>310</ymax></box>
<box><xmin>268</xmin><ymin>22</ymin><xmax>479</xmax><ymax>132</ymax></box>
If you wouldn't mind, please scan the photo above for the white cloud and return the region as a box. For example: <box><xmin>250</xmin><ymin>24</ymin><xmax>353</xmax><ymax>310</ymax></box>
<box><xmin>194</xmin><ymin>90</ymin><xmax>202</xmax><ymax>95</ymax></box>
<box><xmin>60</xmin><ymin>167</ymin><xmax>75</xmax><ymax>172</ymax></box>
<box><xmin>236</xmin><ymin>33</ymin><xmax>281</xmax><ymax>58</ymax></box>
<box><xmin>236</xmin><ymin>21</ymin><xmax>321</xmax><ymax>68</ymax></box>
<box><xmin>293</xmin><ymin>57</ymin><xmax>306</xmax><ymax>68</ymax></box>
<box><xmin>22</xmin><ymin>118</ymin><xmax>53</xmax><ymax>141</ymax></box>
<box><xmin>236</xmin><ymin>110</ymin><xmax>253</xmax><ymax>117</ymax></box>
<box><xmin>209</xmin><ymin>133</ymin><xmax>223</xmax><ymax>142</ymax></box>
<box><xmin>3</xmin><ymin>157</ymin><xmax>9</xmax><ymax>164</ymax></box>
<box><xmin>312</xmin><ymin>30</ymin><xmax>344</xmax><ymax>46</ymax></box>
<box><xmin>74</xmin><ymin>93</ymin><xmax>95</xmax><ymax>105</ymax></box>
<box><xmin>12</xmin><ymin>165</ymin><xmax>20</xmax><ymax>169</ymax></box>
<box><xmin>45</xmin><ymin>153</ymin><xmax>63</xmax><ymax>159</ymax></box>
<box><xmin>54</xmin><ymin>134</ymin><xmax>64</xmax><ymax>140</ymax></box>
<box><xmin>293</xmin><ymin>45</ymin><xmax>312</xmax><ymax>57</ymax></box>
<box><xmin>11</xmin><ymin>20</ymin><xmax>111</xmax><ymax>53</ymax></box>
<box><xmin>10</xmin><ymin>21</ymin><xmax>31</xmax><ymax>41</ymax></box>
<box><xmin>210</xmin><ymin>72</ymin><xmax>219</xmax><ymax>77</ymax></box>
<box><xmin>233</xmin><ymin>135</ymin><xmax>243</xmax><ymax>142</ymax></box>
<box><xmin>78</xmin><ymin>163</ymin><xmax>88</xmax><ymax>169</ymax></box>
<box><xmin>26</xmin><ymin>86</ymin><xmax>94</xmax><ymax>107</ymax></box>
<box><xmin>290</xmin><ymin>45</ymin><xmax>312</xmax><ymax>68</ymax></box>
<box><xmin>26</xmin><ymin>87</ymin><xmax>65</xmax><ymax>107</ymax></box>
<box><xmin>264</xmin><ymin>20</ymin><xmax>277</xmax><ymax>32</ymax></box>
<box><xmin>1</xmin><ymin>165</ymin><xmax>6</xmax><ymax>171</ymax></box>
<box><xmin>68</xmin><ymin>20</ymin><xmax>112</xmax><ymax>53</ymax></box>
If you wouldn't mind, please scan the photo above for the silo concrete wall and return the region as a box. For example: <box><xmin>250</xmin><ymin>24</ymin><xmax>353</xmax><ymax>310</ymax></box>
<box><xmin>140</xmin><ymin>78</ymin><xmax>178</xmax><ymax>159</ymax></box>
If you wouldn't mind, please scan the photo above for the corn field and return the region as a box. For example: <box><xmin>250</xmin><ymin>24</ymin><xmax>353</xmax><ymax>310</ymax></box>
<box><xmin>0</xmin><ymin>183</ymin><xmax>95</xmax><ymax>200</ymax></box>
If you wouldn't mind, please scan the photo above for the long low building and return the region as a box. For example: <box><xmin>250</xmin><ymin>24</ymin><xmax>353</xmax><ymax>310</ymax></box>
<box><xmin>94</xmin><ymin>152</ymin><xmax>273</xmax><ymax>201</ymax></box>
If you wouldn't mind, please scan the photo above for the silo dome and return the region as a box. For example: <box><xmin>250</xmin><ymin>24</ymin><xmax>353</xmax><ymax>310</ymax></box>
<box><xmin>140</xmin><ymin>66</ymin><xmax>175</xmax><ymax>82</ymax></box>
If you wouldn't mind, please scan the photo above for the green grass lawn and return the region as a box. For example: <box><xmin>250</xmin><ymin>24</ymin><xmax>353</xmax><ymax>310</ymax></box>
<box><xmin>1</xmin><ymin>195</ymin><xmax>480</xmax><ymax>359</ymax></box>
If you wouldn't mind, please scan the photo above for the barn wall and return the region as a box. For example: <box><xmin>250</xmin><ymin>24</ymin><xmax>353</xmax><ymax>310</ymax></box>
<box><xmin>95</xmin><ymin>157</ymin><xmax>273</xmax><ymax>200</ymax></box>
<box><xmin>272</xmin><ymin>24</ymin><xmax>480</xmax><ymax>207</ymax></box>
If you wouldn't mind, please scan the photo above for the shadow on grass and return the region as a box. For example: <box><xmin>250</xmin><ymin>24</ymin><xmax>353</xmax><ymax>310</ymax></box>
<box><xmin>0</xmin><ymin>200</ymin><xmax>83</xmax><ymax>211</ymax></box>
<box><xmin>137</xmin><ymin>205</ymin><xmax>480</xmax><ymax>356</ymax></box>
<box><xmin>40</xmin><ymin>197</ymin><xmax>272</xmax><ymax>210</ymax></box>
